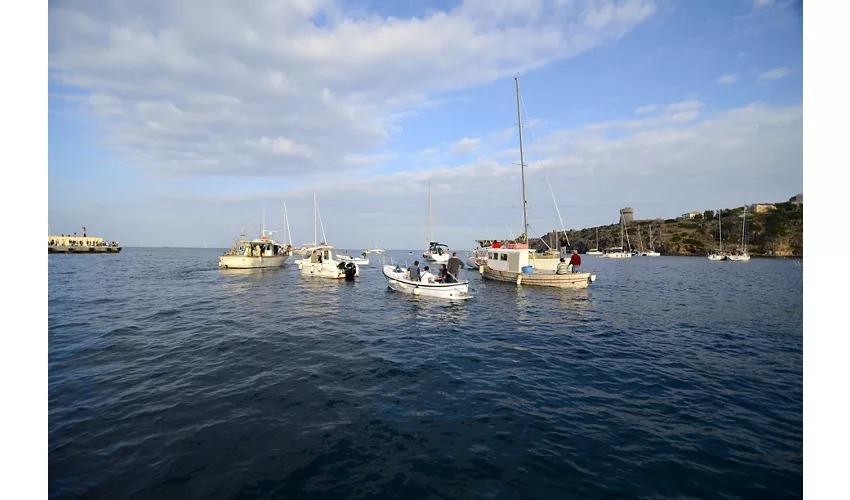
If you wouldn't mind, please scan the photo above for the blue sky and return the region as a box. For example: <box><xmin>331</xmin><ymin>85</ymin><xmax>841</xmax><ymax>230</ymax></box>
<box><xmin>48</xmin><ymin>0</ymin><xmax>802</xmax><ymax>249</ymax></box>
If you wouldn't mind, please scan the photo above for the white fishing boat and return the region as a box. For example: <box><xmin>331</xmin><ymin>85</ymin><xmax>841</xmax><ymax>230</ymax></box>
<box><xmin>708</xmin><ymin>208</ymin><xmax>728</xmax><ymax>261</ymax></box>
<box><xmin>219</xmin><ymin>211</ymin><xmax>289</xmax><ymax>269</ymax></box>
<box><xmin>365</xmin><ymin>246</ymin><xmax>385</xmax><ymax>254</ymax></box>
<box><xmin>421</xmin><ymin>181</ymin><xmax>451</xmax><ymax>263</ymax></box>
<box><xmin>294</xmin><ymin>195</ymin><xmax>359</xmax><ymax>279</ymax></box>
<box><xmin>382</xmin><ymin>263</ymin><xmax>472</xmax><ymax>300</ymax></box>
<box><xmin>480</xmin><ymin>76</ymin><xmax>596</xmax><ymax>289</ymax></box>
<box><xmin>297</xmin><ymin>244</ymin><xmax>359</xmax><ymax>279</ymax></box>
<box><xmin>728</xmin><ymin>206</ymin><xmax>751</xmax><ymax>261</ymax></box>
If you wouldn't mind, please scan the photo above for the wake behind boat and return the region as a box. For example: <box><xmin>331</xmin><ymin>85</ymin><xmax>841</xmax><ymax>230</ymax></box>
<box><xmin>383</xmin><ymin>264</ymin><xmax>472</xmax><ymax>300</ymax></box>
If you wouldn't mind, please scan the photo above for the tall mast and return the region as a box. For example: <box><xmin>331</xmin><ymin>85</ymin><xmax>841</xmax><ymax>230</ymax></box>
<box><xmin>741</xmin><ymin>206</ymin><xmax>746</xmax><ymax>251</ymax></box>
<box><xmin>718</xmin><ymin>208</ymin><xmax>722</xmax><ymax>251</ymax></box>
<box><xmin>428</xmin><ymin>181</ymin><xmax>433</xmax><ymax>244</ymax></box>
<box><xmin>313</xmin><ymin>193</ymin><xmax>317</xmax><ymax>246</ymax></box>
<box><xmin>262</xmin><ymin>205</ymin><xmax>266</xmax><ymax>237</ymax></box>
<box><xmin>515</xmin><ymin>75</ymin><xmax>529</xmax><ymax>243</ymax></box>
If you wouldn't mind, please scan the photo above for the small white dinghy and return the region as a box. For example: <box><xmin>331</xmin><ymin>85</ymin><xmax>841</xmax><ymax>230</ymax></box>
<box><xmin>382</xmin><ymin>265</ymin><xmax>472</xmax><ymax>300</ymax></box>
<box><xmin>338</xmin><ymin>253</ymin><xmax>370</xmax><ymax>266</ymax></box>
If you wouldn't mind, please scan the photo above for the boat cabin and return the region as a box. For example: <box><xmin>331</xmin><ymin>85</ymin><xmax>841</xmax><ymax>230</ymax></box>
<box><xmin>306</xmin><ymin>244</ymin><xmax>336</xmax><ymax>263</ymax></box>
<box><xmin>487</xmin><ymin>243</ymin><xmax>530</xmax><ymax>272</ymax></box>
<box><xmin>427</xmin><ymin>241</ymin><xmax>450</xmax><ymax>255</ymax></box>
<box><xmin>236</xmin><ymin>238</ymin><xmax>285</xmax><ymax>257</ymax></box>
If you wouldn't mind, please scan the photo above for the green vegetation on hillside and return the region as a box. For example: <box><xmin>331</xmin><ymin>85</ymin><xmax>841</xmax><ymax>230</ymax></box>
<box><xmin>531</xmin><ymin>203</ymin><xmax>803</xmax><ymax>256</ymax></box>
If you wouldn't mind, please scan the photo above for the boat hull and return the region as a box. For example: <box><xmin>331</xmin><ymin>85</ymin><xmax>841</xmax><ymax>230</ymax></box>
<box><xmin>339</xmin><ymin>256</ymin><xmax>370</xmax><ymax>265</ymax></box>
<box><xmin>601</xmin><ymin>252</ymin><xmax>632</xmax><ymax>259</ymax></box>
<box><xmin>727</xmin><ymin>254</ymin><xmax>751</xmax><ymax>261</ymax></box>
<box><xmin>297</xmin><ymin>260</ymin><xmax>359</xmax><ymax>279</ymax></box>
<box><xmin>481</xmin><ymin>267</ymin><xmax>594</xmax><ymax>288</ymax></box>
<box><xmin>219</xmin><ymin>254</ymin><xmax>288</xmax><ymax>269</ymax></box>
<box><xmin>586</xmin><ymin>250</ymin><xmax>603</xmax><ymax>256</ymax></box>
<box><xmin>383</xmin><ymin>266</ymin><xmax>471</xmax><ymax>300</ymax></box>
<box><xmin>49</xmin><ymin>245</ymin><xmax>121</xmax><ymax>254</ymax></box>
<box><xmin>423</xmin><ymin>252</ymin><xmax>450</xmax><ymax>263</ymax></box>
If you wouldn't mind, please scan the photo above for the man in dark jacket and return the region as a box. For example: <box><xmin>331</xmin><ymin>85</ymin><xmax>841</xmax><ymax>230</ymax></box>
<box><xmin>447</xmin><ymin>252</ymin><xmax>464</xmax><ymax>282</ymax></box>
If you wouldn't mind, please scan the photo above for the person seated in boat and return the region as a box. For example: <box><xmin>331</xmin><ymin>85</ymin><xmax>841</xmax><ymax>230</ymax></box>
<box><xmin>556</xmin><ymin>258</ymin><xmax>570</xmax><ymax>274</ymax></box>
<box><xmin>407</xmin><ymin>260</ymin><xmax>421</xmax><ymax>281</ymax></box>
<box><xmin>435</xmin><ymin>264</ymin><xmax>450</xmax><ymax>283</ymax></box>
<box><xmin>310</xmin><ymin>250</ymin><xmax>319</xmax><ymax>263</ymax></box>
<box><xmin>569</xmin><ymin>250</ymin><xmax>581</xmax><ymax>272</ymax></box>
<box><xmin>420</xmin><ymin>265</ymin><xmax>436</xmax><ymax>283</ymax></box>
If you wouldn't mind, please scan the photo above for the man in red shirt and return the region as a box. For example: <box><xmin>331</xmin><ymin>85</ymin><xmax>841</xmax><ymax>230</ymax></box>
<box><xmin>568</xmin><ymin>250</ymin><xmax>581</xmax><ymax>272</ymax></box>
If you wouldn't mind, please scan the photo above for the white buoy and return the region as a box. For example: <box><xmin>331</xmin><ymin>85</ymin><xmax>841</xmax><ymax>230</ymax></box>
<box><xmin>413</xmin><ymin>288</ymin><xmax>421</xmax><ymax>296</ymax></box>
<box><xmin>516</xmin><ymin>275</ymin><xmax>522</xmax><ymax>285</ymax></box>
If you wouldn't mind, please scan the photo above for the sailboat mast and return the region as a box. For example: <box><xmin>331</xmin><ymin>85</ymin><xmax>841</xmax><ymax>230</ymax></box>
<box><xmin>742</xmin><ymin>207</ymin><xmax>746</xmax><ymax>251</ymax></box>
<box><xmin>428</xmin><ymin>181</ymin><xmax>432</xmax><ymax>244</ymax></box>
<box><xmin>718</xmin><ymin>208</ymin><xmax>722</xmax><ymax>251</ymax></box>
<box><xmin>515</xmin><ymin>76</ymin><xmax>529</xmax><ymax>243</ymax></box>
<box><xmin>313</xmin><ymin>193</ymin><xmax>317</xmax><ymax>246</ymax></box>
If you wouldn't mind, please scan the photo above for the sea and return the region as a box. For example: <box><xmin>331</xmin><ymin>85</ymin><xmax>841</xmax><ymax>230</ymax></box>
<box><xmin>49</xmin><ymin>248</ymin><xmax>803</xmax><ymax>499</ymax></box>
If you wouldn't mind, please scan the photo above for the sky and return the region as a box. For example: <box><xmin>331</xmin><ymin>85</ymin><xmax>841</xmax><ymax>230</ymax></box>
<box><xmin>47</xmin><ymin>0</ymin><xmax>803</xmax><ymax>250</ymax></box>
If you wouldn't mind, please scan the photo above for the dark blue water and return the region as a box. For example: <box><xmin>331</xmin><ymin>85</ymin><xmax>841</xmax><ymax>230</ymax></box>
<box><xmin>49</xmin><ymin>248</ymin><xmax>803</xmax><ymax>499</ymax></box>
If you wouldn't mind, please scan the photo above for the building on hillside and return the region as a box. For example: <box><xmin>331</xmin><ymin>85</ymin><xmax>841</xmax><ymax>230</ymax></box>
<box><xmin>619</xmin><ymin>207</ymin><xmax>634</xmax><ymax>225</ymax></box>
<box><xmin>751</xmin><ymin>203</ymin><xmax>777</xmax><ymax>214</ymax></box>
<box><xmin>789</xmin><ymin>193</ymin><xmax>803</xmax><ymax>204</ymax></box>
<box><xmin>680</xmin><ymin>211</ymin><xmax>701</xmax><ymax>220</ymax></box>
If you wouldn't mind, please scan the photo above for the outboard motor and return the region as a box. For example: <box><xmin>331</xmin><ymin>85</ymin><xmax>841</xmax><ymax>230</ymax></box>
<box><xmin>344</xmin><ymin>262</ymin><xmax>357</xmax><ymax>281</ymax></box>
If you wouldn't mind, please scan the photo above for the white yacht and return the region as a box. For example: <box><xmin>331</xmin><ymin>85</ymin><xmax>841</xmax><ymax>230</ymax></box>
<box><xmin>219</xmin><ymin>212</ymin><xmax>289</xmax><ymax>269</ymax></box>
<box><xmin>728</xmin><ymin>206</ymin><xmax>752</xmax><ymax>261</ymax></box>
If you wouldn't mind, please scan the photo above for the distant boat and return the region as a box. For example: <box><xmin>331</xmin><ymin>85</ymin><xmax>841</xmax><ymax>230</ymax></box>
<box><xmin>421</xmin><ymin>181</ymin><xmax>451</xmax><ymax>264</ymax></box>
<box><xmin>728</xmin><ymin>206</ymin><xmax>751</xmax><ymax>261</ymax></box>
<box><xmin>642</xmin><ymin>225</ymin><xmax>661</xmax><ymax>256</ymax></box>
<box><xmin>587</xmin><ymin>227</ymin><xmax>603</xmax><ymax>255</ymax></box>
<box><xmin>708</xmin><ymin>208</ymin><xmax>728</xmax><ymax>261</ymax></box>
<box><xmin>219</xmin><ymin>210</ymin><xmax>289</xmax><ymax>269</ymax></box>
<box><xmin>599</xmin><ymin>219</ymin><xmax>632</xmax><ymax>259</ymax></box>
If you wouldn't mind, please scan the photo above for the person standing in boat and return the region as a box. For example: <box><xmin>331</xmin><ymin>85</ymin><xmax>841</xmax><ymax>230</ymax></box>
<box><xmin>447</xmin><ymin>252</ymin><xmax>464</xmax><ymax>281</ymax></box>
<box><xmin>568</xmin><ymin>250</ymin><xmax>582</xmax><ymax>273</ymax></box>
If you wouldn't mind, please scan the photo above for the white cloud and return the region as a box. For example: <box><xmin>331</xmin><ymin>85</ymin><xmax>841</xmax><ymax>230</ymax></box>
<box><xmin>634</xmin><ymin>104</ymin><xmax>658</xmax><ymax>114</ymax></box>
<box><xmin>99</xmin><ymin>100</ymin><xmax>800</xmax><ymax>248</ymax></box>
<box><xmin>716</xmin><ymin>73</ymin><xmax>740</xmax><ymax>85</ymax></box>
<box><xmin>49</xmin><ymin>0</ymin><xmax>658</xmax><ymax>178</ymax></box>
<box><xmin>760</xmin><ymin>66</ymin><xmax>792</xmax><ymax>80</ymax></box>
<box><xmin>451</xmin><ymin>137</ymin><xmax>482</xmax><ymax>155</ymax></box>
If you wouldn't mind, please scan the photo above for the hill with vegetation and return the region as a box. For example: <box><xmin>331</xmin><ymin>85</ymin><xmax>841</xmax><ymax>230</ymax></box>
<box><xmin>531</xmin><ymin>202</ymin><xmax>803</xmax><ymax>257</ymax></box>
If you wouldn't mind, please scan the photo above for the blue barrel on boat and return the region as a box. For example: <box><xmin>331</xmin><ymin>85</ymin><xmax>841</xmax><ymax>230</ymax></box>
<box><xmin>521</xmin><ymin>265</ymin><xmax>534</xmax><ymax>274</ymax></box>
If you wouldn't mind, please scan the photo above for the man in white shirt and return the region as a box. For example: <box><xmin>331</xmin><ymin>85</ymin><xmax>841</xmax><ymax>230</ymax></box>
<box><xmin>420</xmin><ymin>265</ymin><xmax>435</xmax><ymax>283</ymax></box>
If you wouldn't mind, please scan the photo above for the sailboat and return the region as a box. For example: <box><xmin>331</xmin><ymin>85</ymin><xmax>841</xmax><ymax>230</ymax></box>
<box><xmin>480</xmin><ymin>75</ymin><xmax>596</xmax><ymax>288</ymax></box>
<box><xmin>421</xmin><ymin>181</ymin><xmax>450</xmax><ymax>263</ymax></box>
<box><xmin>587</xmin><ymin>227</ymin><xmax>603</xmax><ymax>255</ymax></box>
<box><xmin>219</xmin><ymin>207</ymin><xmax>289</xmax><ymax>269</ymax></box>
<box><xmin>643</xmin><ymin>225</ymin><xmax>661</xmax><ymax>256</ymax></box>
<box><xmin>295</xmin><ymin>194</ymin><xmax>360</xmax><ymax>279</ymax></box>
<box><xmin>708</xmin><ymin>208</ymin><xmax>728</xmax><ymax>261</ymax></box>
<box><xmin>601</xmin><ymin>217</ymin><xmax>632</xmax><ymax>258</ymax></box>
<box><xmin>727</xmin><ymin>206</ymin><xmax>751</xmax><ymax>261</ymax></box>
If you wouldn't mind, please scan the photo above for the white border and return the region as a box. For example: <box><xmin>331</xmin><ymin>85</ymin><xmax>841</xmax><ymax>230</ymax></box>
<box><xmin>2</xmin><ymin>0</ymin><xmax>46</xmax><ymax>496</ymax></box>
<box><xmin>804</xmin><ymin>0</ymin><xmax>849</xmax><ymax>497</ymax></box>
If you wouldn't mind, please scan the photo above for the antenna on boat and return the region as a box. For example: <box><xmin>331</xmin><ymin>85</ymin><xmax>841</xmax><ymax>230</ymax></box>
<box><xmin>515</xmin><ymin>75</ymin><xmax>529</xmax><ymax>244</ymax></box>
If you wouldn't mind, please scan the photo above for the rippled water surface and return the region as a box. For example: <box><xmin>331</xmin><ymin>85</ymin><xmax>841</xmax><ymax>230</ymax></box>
<box><xmin>49</xmin><ymin>248</ymin><xmax>803</xmax><ymax>499</ymax></box>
